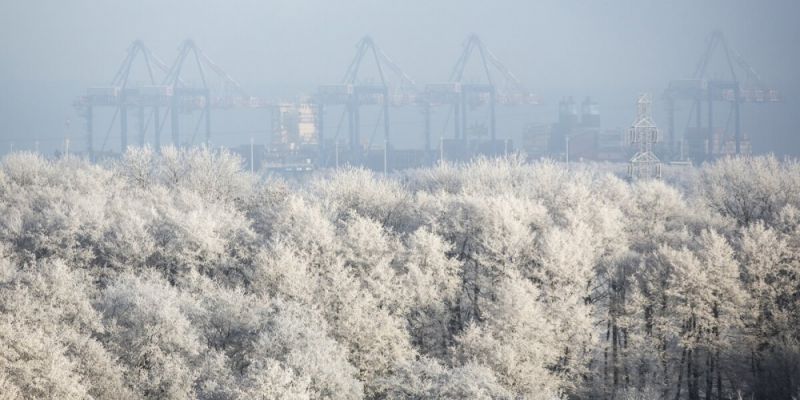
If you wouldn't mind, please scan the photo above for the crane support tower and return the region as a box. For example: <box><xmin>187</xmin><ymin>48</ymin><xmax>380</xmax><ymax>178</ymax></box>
<box><xmin>73</xmin><ymin>40</ymin><xmax>171</xmax><ymax>159</ymax></box>
<box><xmin>664</xmin><ymin>31</ymin><xmax>781</xmax><ymax>162</ymax></box>
<box><xmin>628</xmin><ymin>94</ymin><xmax>661</xmax><ymax>180</ymax></box>
<box><xmin>423</xmin><ymin>34</ymin><xmax>538</xmax><ymax>147</ymax></box>
<box><xmin>74</xmin><ymin>40</ymin><xmax>271</xmax><ymax>158</ymax></box>
<box><xmin>161</xmin><ymin>39</ymin><xmax>268</xmax><ymax>147</ymax></box>
<box><xmin>316</xmin><ymin>36</ymin><xmax>417</xmax><ymax>162</ymax></box>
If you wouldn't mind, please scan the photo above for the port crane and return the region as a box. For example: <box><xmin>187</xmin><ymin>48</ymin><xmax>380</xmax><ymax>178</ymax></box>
<box><xmin>75</xmin><ymin>40</ymin><xmax>270</xmax><ymax>157</ymax></box>
<box><xmin>664</xmin><ymin>31</ymin><xmax>781</xmax><ymax>161</ymax></box>
<box><xmin>73</xmin><ymin>40</ymin><xmax>170</xmax><ymax>159</ymax></box>
<box><xmin>316</xmin><ymin>36</ymin><xmax>417</xmax><ymax>158</ymax></box>
<box><xmin>422</xmin><ymin>34</ymin><xmax>539</xmax><ymax>151</ymax></box>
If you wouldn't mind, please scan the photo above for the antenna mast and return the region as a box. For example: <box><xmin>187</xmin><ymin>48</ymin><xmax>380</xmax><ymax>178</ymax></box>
<box><xmin>628</xmin><ymin>94</ymin><xmax>661</xmax><ymax>179</ymax></box>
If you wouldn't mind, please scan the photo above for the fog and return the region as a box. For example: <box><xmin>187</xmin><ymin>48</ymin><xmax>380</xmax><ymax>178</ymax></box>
<box><xmin>3</xmin><ymin>3</ymin><xmax>800</xmax><ymax>398</ymax></box>
<box><xmin>1</xmin><ymin>0</ymin><xmax>798</xmax><ymax>155</ymax></box>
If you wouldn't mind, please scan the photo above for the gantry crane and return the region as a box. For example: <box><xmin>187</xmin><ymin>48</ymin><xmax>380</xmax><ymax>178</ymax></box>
<box><xmin>161</xmin><ymin>39</ymin><xmax>270</xmax><ymax>147</ymax></box>
<box><xmin>316</xmin><ymin>36</ymin><xmax>417</xmax><ymax>158</ymax></box>
<box><xmin>73</xmin><ymin>40</ymin><xmax>171</xmax><ymax>159</ymax></box>
<box><xmin>75</xmin><ymin>40</ymin><xmax>270</xmax><ymax>158</ymax></box>
<box><xmin>664</xmin><ymin>31</ymin><xmax>781</xmax><ymax>161</ymax></box>
<box><xmin>422</xmin><ymin>34</ymin><xmax>538</xmax><ymax>152</ymax></box>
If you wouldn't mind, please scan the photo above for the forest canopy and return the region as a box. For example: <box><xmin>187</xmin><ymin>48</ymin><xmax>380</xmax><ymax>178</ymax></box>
<box><xmin>0</xmin><ymin>147</ymin><xmax>798</xmax><ymax>399</ymax></box>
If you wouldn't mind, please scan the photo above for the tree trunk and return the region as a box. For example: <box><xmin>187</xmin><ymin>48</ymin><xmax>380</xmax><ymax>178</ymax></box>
<box><xmin>715</xmin><ymin>350</ymin><xmax>722</xmax><ymax>400</ymax></box>
<box><xmin>623</xmin><ymin>327</ymin><xmax>630</xmax><ymax>387</ymax></box>
<box><xmin>676</xmin><ymin>349</ymin><xmax>687</xmax><ymax>400</ymax></box>
<box><xmin>613</xmin><ymin>320</ymin><xmax>619</xmax><ymax>389</ymax></box>
<box><xmin>706</xmin><ymin>351</ymin><xmax>713</xmax><ymax>400</ymax></box>
<box><xmin>604</xmin><ymin>348</ymin><xmax>608</xmax><ymax>390</ymax></box>
<box><xmin>689</xmin><ymin>348</ymin><xmax>700</xmax><ymax>400</ymax></box>
<box><xmin>663</xmin><ymin>339</ymin><xmax>671</xmax><ymax>400</ymax></box>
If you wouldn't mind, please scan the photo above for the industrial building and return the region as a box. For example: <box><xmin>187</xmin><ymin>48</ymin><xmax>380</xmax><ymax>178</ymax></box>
<box><xmin>272</xmin><ymin>102</ymin><xmax>319</xmax><ymax>147</ymax></box>
<box><xmin>525</xmin><ymin>97</ymin><xmax>625</xmax><ymax>162</ymax></box>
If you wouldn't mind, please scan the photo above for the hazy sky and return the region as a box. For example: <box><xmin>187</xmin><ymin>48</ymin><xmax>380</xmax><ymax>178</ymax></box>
<box><xmin>1</xmin><ymin>0</ymin><xmax>798</xmax><ymax>154</ymax></box>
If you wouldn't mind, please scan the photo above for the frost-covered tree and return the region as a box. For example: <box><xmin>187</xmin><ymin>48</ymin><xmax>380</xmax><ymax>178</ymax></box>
<box><xmin>737</xmin><ymin>222</ymin><xmax>800</xmax><ymax>399</ymax></box>
<box><xmin>0</xmin><ymin>257</ymin><xmax>134</xmax><ymax>399</ymax></box>
<box><xmin>98</xmin><ymin>273</ymin><xmax>202</xmax><ymax>399</ymax></box>
<box><xmin>380</xmin><ymin>357</ymin><xmax>514</xmax><ymax>399</ymax></box>
<box><xmin>1</xmin><ymin>151</ymin><xmax>798</xmax><ymax>399</ymax></box>
<box><xmin>656</xmin><ymin>230</ymin><xmax>747</xmax><ymax>399</ymax></box>
<box><xmin>698</xmin><ymin>155</ymin><xmax>800</xmax><ymax>226</ymax></box>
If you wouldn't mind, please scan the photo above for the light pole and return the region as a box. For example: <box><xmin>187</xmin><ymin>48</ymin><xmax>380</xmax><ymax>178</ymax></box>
<box><xmin>250</xmin><ymin>137</ymin><xmax>254</xmax><ymax>174</ymax></box>
<box><xmin>439</xmin><ymin>136</ymin><xmax>444</xmax><ymax>165</ymax></box>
